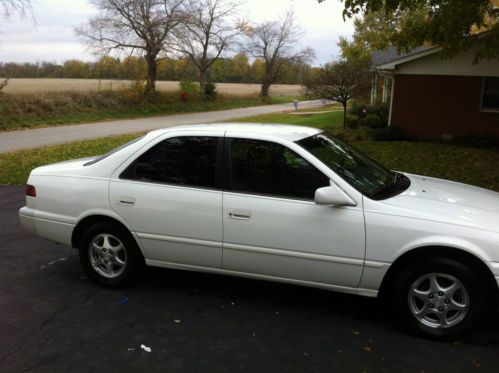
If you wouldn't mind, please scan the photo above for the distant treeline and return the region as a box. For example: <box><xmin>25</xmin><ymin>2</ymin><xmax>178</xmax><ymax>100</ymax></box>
<box><xmin>0</xmin><ymin>54</ymin><xmax>312</xmax><ymax>85</ymax></box>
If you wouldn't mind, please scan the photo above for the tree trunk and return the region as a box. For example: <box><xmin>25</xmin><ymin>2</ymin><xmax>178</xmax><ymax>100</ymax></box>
<box><xmin>145</xmin><ymin>55</ymin><xmax>157</xmax><ymax>95</ymax></box>
<box><xmin>342</xmin><ymin>101</ymin><xmax>347</xmax><ymax>129</ymax></box>
<box><xmin>199</xmin><ymin>70</ymin><xmax>206</xmax><ymax>91</ymax></box>
<box><xmin>260</xmin><ymin>80</ymin><xmax>271</xmax><ymax>97</ymax></box>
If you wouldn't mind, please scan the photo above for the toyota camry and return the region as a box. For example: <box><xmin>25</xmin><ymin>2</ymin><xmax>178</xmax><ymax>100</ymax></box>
<box><xmin>19</xmin><ymin>123</ymin><xmax>499</xmax><ymax>338</ymax></box>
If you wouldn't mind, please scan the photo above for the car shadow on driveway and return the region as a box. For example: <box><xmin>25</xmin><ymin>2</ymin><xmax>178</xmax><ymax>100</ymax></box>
<box><xmin>136</xmin><ymin>264</ymin><xmax>499</xmax><ymax>346</ymax></box>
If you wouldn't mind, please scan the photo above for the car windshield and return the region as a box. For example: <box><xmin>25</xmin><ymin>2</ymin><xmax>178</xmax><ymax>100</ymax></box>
<box><xmin>296</xmin><ymin>133</ymin><xmax>409</xmax><ymax>200</ymax></box>
<box><xmin>84</xmin><ymin>136</ymin><xmax>144</xmax><ymax>166</ymax></box>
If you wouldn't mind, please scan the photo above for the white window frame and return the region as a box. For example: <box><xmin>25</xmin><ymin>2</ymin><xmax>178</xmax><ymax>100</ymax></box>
<box><xmin>481</xmin><ymin>77</ymin><xmax>499</xmax><ymax>113</ymax></box>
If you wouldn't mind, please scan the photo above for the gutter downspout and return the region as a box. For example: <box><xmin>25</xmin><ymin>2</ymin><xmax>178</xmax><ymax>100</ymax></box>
<box><xmin>378</xmin><ymin>70</ymin><xmax>395</xmax><ymax>127</ymax></box>
<box><xmin>370</xmin><ymin>73</ymin><xmax>378</xmax><ymax>104</ymax></box>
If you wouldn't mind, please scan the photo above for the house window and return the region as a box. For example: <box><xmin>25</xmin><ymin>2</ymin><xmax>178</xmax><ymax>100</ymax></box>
<box><xmin>482</xmin><ymin>77</ymin><xmax>499</xmax><ymax>111</ymax></box>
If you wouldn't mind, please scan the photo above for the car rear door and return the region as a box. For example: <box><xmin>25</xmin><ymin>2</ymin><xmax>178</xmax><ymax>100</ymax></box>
<box><xmin>222</xmin><ymin>136</ymin><xmax>365</xmax><ymax>288</ymax></box>
<box><xmin>109</xmin><ymin>131</ymin><xmax>224</xmax><ymax>269</ymax></box>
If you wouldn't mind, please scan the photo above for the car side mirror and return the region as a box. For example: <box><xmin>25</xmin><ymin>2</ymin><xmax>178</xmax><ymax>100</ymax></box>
<box><xmin>314</xmin><ymin>185</ymin><xmax>357</xmax><ymax>207</ymax></box>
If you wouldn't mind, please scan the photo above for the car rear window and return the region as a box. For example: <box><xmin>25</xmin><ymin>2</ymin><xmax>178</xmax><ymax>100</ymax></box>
<box><xmin>84</xmin><ymin>136</ymin><xmax>144</xmax><ymax>166</ymax></box>
<box><xmin>120</xmin><ymin>136</ymin><xmax>219</xmax><ymax>189</ymax></box>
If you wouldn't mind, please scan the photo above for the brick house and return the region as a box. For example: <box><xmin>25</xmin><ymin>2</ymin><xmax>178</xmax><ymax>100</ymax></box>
<box><xmin>374</xmin><ymin>45</ymin><xmax>499</xmax><ymax>140</ymax></box>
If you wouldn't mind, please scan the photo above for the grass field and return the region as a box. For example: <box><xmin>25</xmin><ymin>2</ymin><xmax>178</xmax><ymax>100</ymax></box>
<box><xmin>2</xmin><ymin>78</ymin><xmax>303</xmax><ymax>96</ymax></box>
<box><xmin>2</xmin><ymin>108</ymin><xmax>499</xmax><ymax>191</ymax></box>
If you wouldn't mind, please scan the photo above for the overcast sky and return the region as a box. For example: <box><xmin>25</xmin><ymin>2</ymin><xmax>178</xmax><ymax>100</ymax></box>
<box><xmin>0</xmin><ymin>0</ymin><xmax>354</xmax><ymax>66</ymax></box>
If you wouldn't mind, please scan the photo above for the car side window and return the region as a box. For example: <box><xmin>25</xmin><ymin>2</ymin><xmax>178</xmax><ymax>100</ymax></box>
<box><xmin>229</xmin><ymin>138</ymin><xmax>330</xmax><ymax>200</ymax></box>
<box><xmin>121</xmin><ymin>136</ymin><xmax>219</xmax><ymax>189</ymax></box>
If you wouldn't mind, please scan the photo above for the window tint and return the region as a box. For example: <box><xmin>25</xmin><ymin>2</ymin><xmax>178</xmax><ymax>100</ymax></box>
<box><xmin>482</xmin><ymin>77</ymin><xmax>499</xmax><ymax>110</ymax></box>
<box><xmin>121</xmin><ymin>136</ymin><xmax>219</xmax><ymax>189</ymax></box>
<box><xmin>229</xmin><ymin>138</ymin><xmax>329</xmax><ymax>200</ymax></box>
<box><xmin>297</xmin><ymin>133</ymin><xmax>395</xmax><ymax>199</ymax></box>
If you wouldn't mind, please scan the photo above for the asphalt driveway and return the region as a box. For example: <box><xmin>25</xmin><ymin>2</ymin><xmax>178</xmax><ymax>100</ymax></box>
<box><xmin>1</xmin><ymin>185</ymin><xmax>499</xmax><ymax>372</ymax></box>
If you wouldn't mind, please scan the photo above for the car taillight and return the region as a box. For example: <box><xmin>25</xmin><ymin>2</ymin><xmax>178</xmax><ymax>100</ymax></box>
<box><xmin>26</xmin><ymin>184</ymin><xmax>36</xmax><ymax>197</ymax></box>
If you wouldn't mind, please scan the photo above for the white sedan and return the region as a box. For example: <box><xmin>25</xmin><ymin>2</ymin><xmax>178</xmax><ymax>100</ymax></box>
<box><xmin>19</xmin><ymin>123</ymin><xmax>499</xmax><ymax>338</ymax></box>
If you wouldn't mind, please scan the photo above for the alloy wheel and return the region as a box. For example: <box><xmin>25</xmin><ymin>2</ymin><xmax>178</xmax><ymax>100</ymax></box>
<box><xmin>88</xmin><ymin>233</ymin><xmax>127</xmax><ymax>279</ymax></box>
<box><xmin>408</xmin><ymin>272</ymin><xmax>469</xmax><ymax>329</ymax></box>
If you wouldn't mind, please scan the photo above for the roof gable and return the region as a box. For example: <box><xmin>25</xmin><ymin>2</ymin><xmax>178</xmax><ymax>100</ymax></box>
<box><xmin>374</xmin><ymin>46</ymin><xmax>442</xmax><ymax>70</ymax></box>
<box><xmin>373</xmin><ymin>31</ymin><xmax>499</xmax><ymax>73</ymax></box>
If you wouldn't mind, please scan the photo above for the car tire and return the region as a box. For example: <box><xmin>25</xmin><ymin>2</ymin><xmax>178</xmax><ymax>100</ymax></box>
<box><xmin>79</xmin><ymin>222</ymin><xmax>143</xmax><ymax>287</ymax></box>
<box><xmin>393</xmin><ymin>257</ymin><xmax>487</xmax><ymax>339</ymax></box>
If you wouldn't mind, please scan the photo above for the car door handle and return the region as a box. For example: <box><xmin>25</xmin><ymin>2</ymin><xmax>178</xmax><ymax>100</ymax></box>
<box><xmin>117</xmin><ymin>196</ymin><xmax>135</xmax><ymax>206</ymax></box>
<box><xmin>228</xmin><ymin>209</ymin><xmax>251</xmax><ymax>220</ymax></box>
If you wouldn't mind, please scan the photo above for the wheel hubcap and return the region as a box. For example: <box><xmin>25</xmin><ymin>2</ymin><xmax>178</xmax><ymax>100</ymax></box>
<box><xmin>408</xmin><ymin>273</ymin><xmax>469</xmax><ymax>329</ymax></box>
<box><xmin>89</xmin><ymin>233</ymin><xmax>127</xmax><ymax>279</ymax></box>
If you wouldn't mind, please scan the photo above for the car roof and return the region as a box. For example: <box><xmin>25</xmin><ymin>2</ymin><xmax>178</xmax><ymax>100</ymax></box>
<box><xmin>148</xmin><ymin>123</ymin><xmax>322</xmax><ymax>142</ymax></box>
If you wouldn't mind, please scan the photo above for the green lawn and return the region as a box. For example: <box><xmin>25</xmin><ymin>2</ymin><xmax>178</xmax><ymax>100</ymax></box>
<box><xmin>294</xmin><ymin>103</ymin><xmax>343</xmax><ymax>113</ymax></box>
<box><xmin>231</xmin><ymin>110</ymin><xmax>344</xmax><ymax>130</ymax></box>
<box><xmin>1</xmin><ymin>109</ymin><xmax>499</xmax><ymax>192</ymax></box>
<box><xmin>357</xmin><ymin>141</ymin><xmax>499</xmax><ymax>192</ymax></box>
<box><xmin>0</xmin><ymin>133</ymin><xmax>143</xmax><ymax>185</ymax></box>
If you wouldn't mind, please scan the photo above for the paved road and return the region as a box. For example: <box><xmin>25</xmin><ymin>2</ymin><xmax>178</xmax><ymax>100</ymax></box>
<box><xmin>1</xmin><ymin>185</ymin><xmax>499</xmax><ymax>372</ymax></box>
<box><xmin>0</xmin><ymin>100</ymin><xmax>322</xmax><ymax>154</ymax></box>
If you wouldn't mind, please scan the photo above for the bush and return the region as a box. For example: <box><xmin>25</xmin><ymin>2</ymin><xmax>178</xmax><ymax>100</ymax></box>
<box><xmin>349</xmin><ymin>101</ymin><xmax>389</xmax><ymax>127</ymax></box>
<box><xmin>345</xmin><ymin>114</ymin><xmax>359</xmax><ymax>128</ymax></box>
<box><xmin>178</xmin><ymin>80</ymin><xmax>200</xmax><ymax>102</ymax></box>
<box><xmin>179</xmin><ymin>91</ymin><xmax>189</xmax><ymax>102</ymax></box>
<box><xmin>359</xmin><ymin>114</ymin><xmax>382</xmax><ymax>128</ymax></box>
<box><xmin>348</xmin><ymin>101</ymin><xmax>368</xmax><ymax>118</ymax></box>
<box><xmin>368</xmin><ymin>102</ymin><xmax>389</xmax><ymax>125</ymax></box>
<box><xmin>118</xmin><ymin>80</ymin><xmax>146</xmax><ymax>104</ymax></box>
<box><xmin>203</xmin><ymin>82</ymin><xmax>217</xmax><ymax>99</ymax></box>
<box><xmin>179</xmin><ymin>80</ymin><xmax>199</xmax><ymax>95</ymax></box>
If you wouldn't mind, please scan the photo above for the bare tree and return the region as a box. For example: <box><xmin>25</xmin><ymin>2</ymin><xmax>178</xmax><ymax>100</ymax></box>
<box><xmin>1</xmin><ymin>0</ymin><xmax>32</xmax><ymax>17</ymax></box>
<box><xmin>173</xmin><ymin>0</ymin><xmax>242</xmax><ymax>88</ymax></box>
<box><xmin>306</xmin><ymin>60</ymin><xmax>364</xmax><ymax>128</ymax></box>
<box><xmin>1</xmin><ymin>0</ymin><xmax>33</xmax><ymax>91</ymax></box>
<box><xmin>243</xmin><ymin>11</ymin><xmax>313</xmax><ymax>97</ymax></box>
<box><xmin>77</xmin><ymin>0</ymin><xmax>186</xmax><ymax>94</ymax></box>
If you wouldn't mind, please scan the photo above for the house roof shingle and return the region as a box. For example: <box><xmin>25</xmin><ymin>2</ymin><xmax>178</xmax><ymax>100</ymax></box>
<box><xmin>371</xmin><ymin>46</ymin><xmax>432</xmax><ymax>67</ymax></box>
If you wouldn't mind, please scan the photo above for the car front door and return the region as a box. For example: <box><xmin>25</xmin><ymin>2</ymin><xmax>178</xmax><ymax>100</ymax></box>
<box><xmin>109</xmin><ymin>133</ymin><xmax>223</xmax><ymax>269</ymax></box>
<box><xmin>222</xmin><ymin>137</ymin><xmax>365</xmax><ymax>288</ymax></box>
